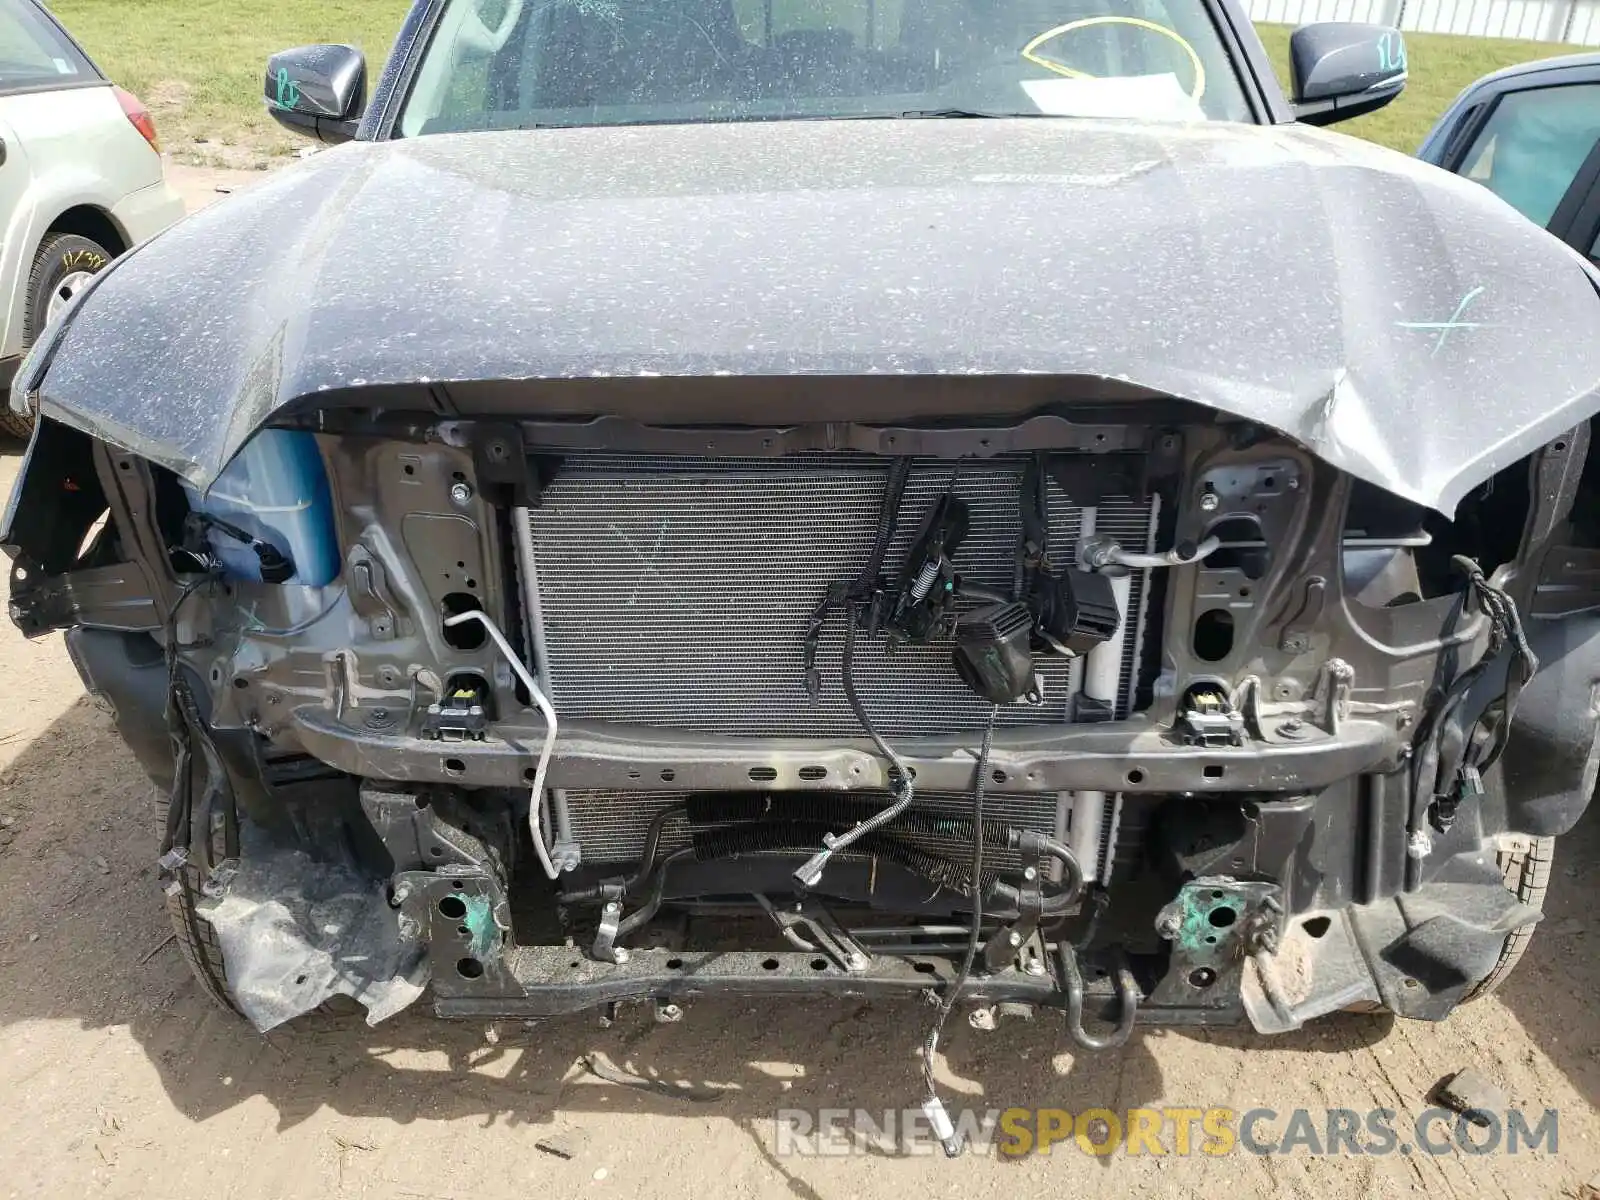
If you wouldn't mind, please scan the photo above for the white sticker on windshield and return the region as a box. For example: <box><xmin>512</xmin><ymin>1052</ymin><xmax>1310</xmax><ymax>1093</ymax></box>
<box><xmin>53</xmin><ymin>58</ymin><xmax>72</xmax><ymax>74</ymax></box>
<box><xmin>1021</xmin><ymin>74</ymin><xmax>1204</xmax><ymax>121</ymax></box>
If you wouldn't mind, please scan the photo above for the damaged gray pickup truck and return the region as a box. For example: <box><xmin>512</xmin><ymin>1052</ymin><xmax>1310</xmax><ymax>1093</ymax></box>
<box><xmin>7</xmin><ymin>0</ymin><xmax>1600</xmax><ymax>1119</ymax></box>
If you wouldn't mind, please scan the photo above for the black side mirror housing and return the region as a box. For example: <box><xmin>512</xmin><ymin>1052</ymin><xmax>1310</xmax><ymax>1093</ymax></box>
<box><xmin>1289</xmin><ymin>22</ymin><xmax>1407</xmax><ymax>127</ymax></box>
<box><xmin>265</xmin><ymin>44</ymin><xmax>367</xmax><ymax>145</ymax></box>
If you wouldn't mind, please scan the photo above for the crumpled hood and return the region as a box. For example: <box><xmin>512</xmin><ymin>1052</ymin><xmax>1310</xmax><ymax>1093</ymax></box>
<box><xmin>23</xmin><ymin>117</ymin><xmax>1600</xmax><ymax>513</ymax></box>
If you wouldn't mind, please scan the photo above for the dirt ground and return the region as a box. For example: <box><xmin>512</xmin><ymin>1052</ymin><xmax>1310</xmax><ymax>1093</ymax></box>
<box><xmin>0</xmin><ymin>171</ymin><xmax>1597</xmax><ymax>1200</ymax></box>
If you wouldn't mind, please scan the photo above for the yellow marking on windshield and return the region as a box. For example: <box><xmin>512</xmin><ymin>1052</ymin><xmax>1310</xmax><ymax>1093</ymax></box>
<box><xmin>1021</xmin><ymin>15</ymin><xmax>1206</xmax><ymax>102</ymax></box>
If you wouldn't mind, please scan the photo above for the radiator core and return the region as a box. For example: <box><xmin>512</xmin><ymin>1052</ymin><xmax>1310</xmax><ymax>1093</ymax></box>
<box><xmin>523</xmin><ymin>454</ymin><xmax>1155</xmax><ymax>738</ymax></box>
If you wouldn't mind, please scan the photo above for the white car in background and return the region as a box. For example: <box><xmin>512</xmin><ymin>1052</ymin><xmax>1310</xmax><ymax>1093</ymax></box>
<box><xmin>0</xmin><ymin>0</ymin><xmax>182</xmax><ymax>437</ymax></box>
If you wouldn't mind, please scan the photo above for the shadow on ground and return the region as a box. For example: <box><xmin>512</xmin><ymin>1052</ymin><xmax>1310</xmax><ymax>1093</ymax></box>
<box><xmin>0</xmin><ymin>692</ymin><xmax>1595</xmax><ymax>1151</ymax></box>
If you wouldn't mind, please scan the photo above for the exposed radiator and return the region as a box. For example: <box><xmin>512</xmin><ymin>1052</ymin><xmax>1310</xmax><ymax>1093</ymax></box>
<box><xmin>524</xmin><ymin>454</ymin><xmax>1155</xmax><ymax>738</ymax></box>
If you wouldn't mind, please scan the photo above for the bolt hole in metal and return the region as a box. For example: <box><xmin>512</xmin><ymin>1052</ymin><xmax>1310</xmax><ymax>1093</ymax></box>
<box><xmin>1188</xmin><ymin>967</ymin><xmax>1217</xmax><ymax>989</ymax></box>
<box><xmin>444</xmin><ymin>758</ymin><xmax>466</xmax><ymax>776</ymax></box>
<box><xmin>429</xmin><ymin>845</ymin><xmax>444</xmax><ymax>858</ymax></box>
<box><xmin>1126</xmin><ymin>768</ymin><xmax>1145</xmax><ymax>785</ymax></box>
<box><xmin>666</xmin><ymin>958</ymin><xmax>684</xmax><ymax>969</ymax></box>
<box><xmin>810</xmin><ymin>958</ymin><xmax>829</xmax><ymax>971</ymax></box>
<box><xmin>762</xmin><ymin>958</ymin><xmax>780</xmax><ymax>970</ymax></box>
<box><xmin>1302</xmin><ymin>915</ymin><xmax>1332</xmax><ymax>939</ymax></box>
<box><xmin>1203</xmin><ymin>764</ymin><xmax>1225</xmax><ymax>780</ymax></box>
<box><xmin>438</xmin><ymin>895</ymin><xmax>467</xmax><ymax>920</ymax></box>
<box><xmin>797</xmin><ymin>765</ymin><xmax>827</xmax><ymax>781</ymax></box>
<box><xmin>991</xmin><ymin>769</ymin><xmax>1007</xmax><ymax>784</ymax></box>
<box><xmin>1208</xmin><ymin>906</ymin><xmax>1237</xmax><ymax>928</ymax></box>
<box><xmin>457</xmin><ymin>957</ymin><xmax>485</xmax><ymax>980</ymax></box>
<box><xmin>913</xmin><ymin>961</ymin><xmax>938</xmax><ymax>975</ymax></box>
<box><xmin>232</xmin><ymin>677</ymin><xmax>248</xmax><ymax>689</ymax></box>
<box><xmin>660</xmin><ymin>769</ymin><xmax>676</xmax><ymax>782</ymax></box>
<box><xmin>457</xmin><ymin>925</ymin><xmax>470</xmax><ymax>936</ymax></box>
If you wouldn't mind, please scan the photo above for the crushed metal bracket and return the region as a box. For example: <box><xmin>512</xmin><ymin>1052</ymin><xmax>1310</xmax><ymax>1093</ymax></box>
<box><xmin>1151</xmin><ymin>877</ymin><xmax>1284</xmax><ymax>1015</ymax></box>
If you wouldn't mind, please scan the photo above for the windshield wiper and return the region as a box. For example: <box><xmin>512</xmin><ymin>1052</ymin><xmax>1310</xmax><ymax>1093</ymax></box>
<box><xmin>896</xmin><ymin>108</ymin><xmax>1050</xmax><ymax>119</ymax></box>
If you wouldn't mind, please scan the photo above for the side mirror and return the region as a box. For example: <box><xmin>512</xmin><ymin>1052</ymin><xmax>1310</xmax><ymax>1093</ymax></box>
<box><xmin>1289</xmin><ymin>23</ymin><xmax>1407</xmax><ymax>127</ymax></box>
<box><xmin>265</xmin><ymin>44</ymin><xmax>367</xmax><ymax>145</ymax></box>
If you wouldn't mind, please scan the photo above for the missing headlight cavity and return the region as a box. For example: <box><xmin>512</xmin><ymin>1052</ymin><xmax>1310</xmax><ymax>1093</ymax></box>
<box><xmin>1193</xmin><ymin>609</ymin><xmax>1234</xmax><ymax>662</ymax></box>
<box><xmin>1203</xmin><ymin>517</ymin><xmax>1270</xmax><ymax>580</ymax></box>
<box><xmin>441</xmin><ymin>593</ymin><xmax>486</xmax><ymax>649</ymax></box>
<box><xmin>1343</xmin><ymin>479</ymin><xmax>1430</xmax><ymax>607</ymax></box>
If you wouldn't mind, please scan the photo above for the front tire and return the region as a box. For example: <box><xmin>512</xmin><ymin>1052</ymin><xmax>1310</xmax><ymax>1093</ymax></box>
<box><xmin>0</xmin><ymin>232</ymin><xmax>115</xmax><ymax>439</ymax></box>
<box><xmin>1466</xmin><ymin>836</ymin><xmax>1555</xmax><ymax>999</ymax></box>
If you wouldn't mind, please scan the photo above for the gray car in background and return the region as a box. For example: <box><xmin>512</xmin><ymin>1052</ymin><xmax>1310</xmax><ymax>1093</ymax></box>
<box><xmin>0</xmin><ymin>0</ymin><xmax>183</xmax><ymax>437</ymax></box>
<box><xmin>1419</xmin><ymin>50</ymin><xmax>1600</xmax><ymax>262</ymax></box>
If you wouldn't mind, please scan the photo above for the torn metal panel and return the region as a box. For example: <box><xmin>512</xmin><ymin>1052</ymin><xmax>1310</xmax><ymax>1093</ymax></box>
<box><xmin>19</xmin><ymin>118</ymin><xmax>1600</xmax><ymax>513</ymax></box>
<box><xmin>197</xmin><ymin>845</ymin><xmax>428</xmax><ymax>1032</ymax></box>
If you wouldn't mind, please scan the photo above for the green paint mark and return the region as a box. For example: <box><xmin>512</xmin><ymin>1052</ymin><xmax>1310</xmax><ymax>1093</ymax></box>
<box><xmin>1377</xmin><ymin>31</ymin><xmax>1407</xmax><ymax>74</ymax></box>
<box><xmin>1172</xmin><ymin>888</ymin><xmax>1239</xmax><ymax>958</ymax></box>
<box><xmin>274</xmin><ymin>67</ymin><xmax>302</xmax><ymax>110</ymax></box>
<box><xmin>459</xmin><ymin>892</ymin><xmax>500</xmax><ymax>961</ymax></box>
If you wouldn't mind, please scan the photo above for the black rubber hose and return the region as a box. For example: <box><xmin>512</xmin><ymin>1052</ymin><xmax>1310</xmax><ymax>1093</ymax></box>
<box><xmin>792</xmin><ymin>606</ymin><xmax>918</xmax><ymax>887</ymax></box>
<box><xmin>628</xmin><ymin>803</ymin><xmax>687</xmax><ymax>894</ymax></box>
<box><xmin>986</xmin><ymin>837</ymin><xmax>1085</xmax><ymax>917</ymax></box>
<box><xmin>616</xmin><ymin>848</ymin><xmax>694</xmax><ymax>938</ymax></box>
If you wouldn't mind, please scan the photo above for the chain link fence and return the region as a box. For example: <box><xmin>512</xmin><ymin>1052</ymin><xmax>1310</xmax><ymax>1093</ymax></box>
<box><xmin>1245</xmin><ymin>0</ymin><xmax>1600</xmax><ymax>45</ymax></box>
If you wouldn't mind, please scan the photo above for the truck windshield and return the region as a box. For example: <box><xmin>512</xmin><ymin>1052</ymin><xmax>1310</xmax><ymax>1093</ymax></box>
<box><xmin>400</xmin><ymin>0</ymin><xmax>1252</xmax><ymax>136</ymax></box>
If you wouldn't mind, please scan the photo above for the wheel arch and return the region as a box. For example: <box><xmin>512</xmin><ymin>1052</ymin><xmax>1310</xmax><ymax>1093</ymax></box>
<box><xmin>41</xmin><ymin>203</ymin><xmax>128</xmax><ymax>257</ymax></box>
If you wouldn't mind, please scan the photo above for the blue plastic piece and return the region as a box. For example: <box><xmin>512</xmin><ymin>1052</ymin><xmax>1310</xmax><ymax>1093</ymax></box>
<box><xmin>180</xmin><ymin>430</ymin><xmax>339</xmax><ymax>586</ymax></box>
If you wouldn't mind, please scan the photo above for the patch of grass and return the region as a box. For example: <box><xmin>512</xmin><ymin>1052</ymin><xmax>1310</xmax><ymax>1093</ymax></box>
<box><xmin>49</xmin><ymin>0</ymin><xmax>411</xmax><ymax>167</ymax></box>
<box><xmin>41</xmin><ymin>2</ymin><xmax>1582</xmax><ymax>164</ymax></box>
<box><xmin>1253</xmin><ymin>23</ymin><xmax>1572</xmax><ymax>153</ymax></box>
